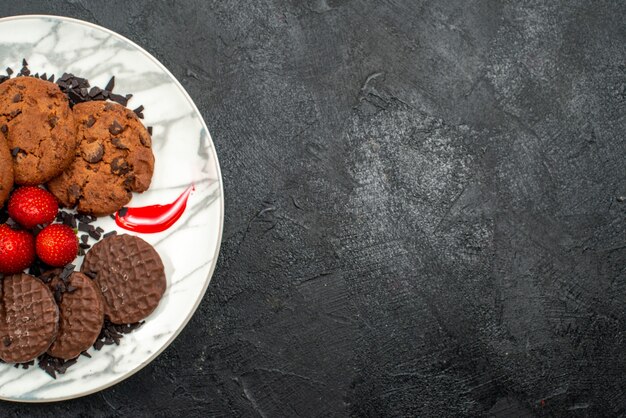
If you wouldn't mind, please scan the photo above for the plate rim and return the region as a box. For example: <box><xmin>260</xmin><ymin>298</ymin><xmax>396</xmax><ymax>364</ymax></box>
<box><xmin>0</xmin><ymin>13</ymin><xmax>225</xmax><ymax>403</ymax></box>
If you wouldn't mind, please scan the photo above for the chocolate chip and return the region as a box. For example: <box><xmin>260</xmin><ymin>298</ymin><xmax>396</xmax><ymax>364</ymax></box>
<box><xmin>109</xmin><ymin>93</ymin><xmax>128</xmax><ymax>106</ymax></box>
<box><xmin>3</xmin><ymin>337</ymin><xmax>11</xmax><ymax>347</ymax></box>
<box><xmin>111</xmin><ymin>137</ymin><xmax>129</xmax><ymax>150</ymax></box>
<box><xmin>110</xmin><ymin>157</ymin><xmax>130</xmax><ymax>175</ymax></box>
<box><xmin>109</xmin><ymin>120</ymin><xmax>124</xmax><ymax>135</ymax></box>
<box><xmin>48</xmin><ymin>115</ymin><xmax>58</xmax><ymax>128</ymax></box>
<box><xmin>139</xmin><ymin>134</ymin><xmax>151</xmax><ymax>147</ymax></box>
<box><xmin>88</xmin><ymin>86</ymin><xmax>103</xmax><ymax>98</ymax></box>
<box><xmin>56</xmin><ymin>73</ymin><xmax>91</xmax><ymax>106</ymax></box>
<box><xmin>60</xmin><ymin>269</ymin><xmax>73</xmax><ymax>282</ymax></box>
<box><xmin>104</xmin><ymin>76</ymin><xmax>115</xmax><ymax>92</ymax></box>
<box><xmin>81</xmin><ymin>141</ymin><xmax>104</xmax><ymax>163</ymax></box>
<box><xmin>11</xmin><ymin>147</ymin><xmax>20</xmax><ymax>157</ymax></box>
<box><xmin>0</xmin><ymin>125</ymin><xmax>6</xmax><ymax>134</ymax></box>
<box><xmin>103</xmin><ymin>231</ymin><xmax>117</xmax><ymax>238</ymax></box>
<box><xmin>68</xmin><ymin>184</ymin><xmax>82</xmax><ymax>199</ymax></box>
<box><xmin>85</xmin><ymin>115</ymin><xmax>96</xmax><ymax>127</ymax></box>
<box><xmin>38</xmin><ymin>353</ymin><xmax>79</xmax><ymax>379</ymax></box>
<box><xmin>12</xmin><ymin>93</ymin><xmax>21</xmax><ymax>103</ymax></box>
<box><xmin>77</xmin><ymin>214</ymin><xmax>96</xmax><ymax>224</ymax></box>
<box><xmin>15</xmin><ymin>360</ymin><xmax>34</xmax><ymax>370</ymax></box>
<box><xmin>81</xmin><ymin>234</ymin><xmax>89</xmax><ymax>244</ymax></box>
<box><xmin>93</xmin><ymin>339</ymin><xmax>104</xmax><ymax>351</ymax></box>
<box><xmin>93</xmin><ymin>319</ymin><xmax>144</xmax><ymax>351</ymax></box>
<box><xmin>19</xmin><ymin>60</ymin><xmax>30</xmax><ymax>77</ymax></box>
<box><xmin>118</xmin><ymin>207</ymin><xmax>128</xmax><ymax>217</ymax></box>
<box><xmin>78</xmin><ymin>222</ymin><xmax>94</xmax><ymax>233</ymax></box>
<box><xmin>6</xmin><ymin>67</ymin><xmax>13</xmax><ymax>75</ymax></box>
<box><xmin>67</xmin><ymin>90</ymin><xmax>82</xmax><ymax>105</ymax></box>
<box><xmin>147</xmin><ymin>126</ymin><xmax>153</xmax><ymax>135</ymax></box>
<box><xmin>59</xmin><ymin>211</ymin><xmax>77</xmax><ymax>229</ymax></box>
<box><xmin>123</xmin><ymin>174</ymin><xmax>136</xmax><ymax>189</ymax></box>
<box><xmin>79</xmin><ymin>243</ymin><xmax>91</xmax><ymax>250</ymax></box>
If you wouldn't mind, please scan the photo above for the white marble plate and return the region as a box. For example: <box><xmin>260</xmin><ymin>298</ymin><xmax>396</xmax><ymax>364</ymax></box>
<box><xmin>0</xmin><ymin>15</ymin><xmax>223</xmax><ymax>402</ymax></box>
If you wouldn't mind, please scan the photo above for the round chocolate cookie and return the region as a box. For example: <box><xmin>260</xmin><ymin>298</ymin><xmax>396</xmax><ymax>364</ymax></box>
<box><xmin>0</xmin><ymin>273</ymin><xmax>59</xmax><ymax>363</ymax></box>
<box><xmin>0</xmin><ymin>136</ymin><xmax>13</xmax><ymax>206</ymax></box>
<box><xmin>0</xmin><ymin>77</ymin><xmax>77</xmax><ymax>185</ymax></box>
<box><xmin>81</xmin><ymin>234</ymin><xmax>166</xmax><ymax>324</ymax></box>
<box><xmin>47</xmin><ymin>101</ymin><xmax>155</xmax><ymax>216</ymax></box>
<box><xmin>41</xmin><ymin>271</ymin><xmax>105</xmax><ymax>360</ymax></box>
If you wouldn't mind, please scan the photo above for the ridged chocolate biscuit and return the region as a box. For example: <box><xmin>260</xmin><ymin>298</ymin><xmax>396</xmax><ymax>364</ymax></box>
<box><xmin>0</xmin><ymin>136</ymin><xmax>13</xmax><ymax>206</ymax></box>
<box><xmin>81</xmin><ymin>234</ymin><xmax>166</xmax><ymax>324</ymax></box>
<box><xmin>47</xmin><ymin>101</ymin><xmax>154</xmax><ymax>216</ymax></box>
<box><xmin>41</xmin><ymin>271</ymin><xmax>105</xmax><ymax>360</ymax></box>
<box><xmin>0</xmin><ymin>77</ymin><xmax>77</xmax><ymax>185</ymax></box>
<box><xmin>0</xmin><ymin>273</ymin><xmax>59</xmax><ymax>363</ymax></box>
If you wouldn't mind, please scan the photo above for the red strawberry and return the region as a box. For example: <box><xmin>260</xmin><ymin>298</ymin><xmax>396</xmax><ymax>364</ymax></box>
<box><xmin>8</xmin><ymin>186</ymin><xmax>59</xmax><ymax>229</ymax></box>
<box><xmin>0</xmin><ymin>224</ymin><xmax>35</xmax><ymax>274</ymax></box>
<box><xmin>36</xmin><ymin>224</ymin><xmax>78</xmax><ymax>267</ymax></box>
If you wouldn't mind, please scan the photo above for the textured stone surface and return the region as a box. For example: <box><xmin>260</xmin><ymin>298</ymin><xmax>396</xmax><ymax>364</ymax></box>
<box><xmin>1</xmin><ymin>0</ymin><xmax>626</xmax><ymax>416</ymax></box>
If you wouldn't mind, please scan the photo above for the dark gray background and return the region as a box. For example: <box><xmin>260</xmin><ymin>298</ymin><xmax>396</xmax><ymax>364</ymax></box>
<box><xmin>1</xmin><ymin>0</ymin><xmax>626</xmax><ymax>416</ymax></box>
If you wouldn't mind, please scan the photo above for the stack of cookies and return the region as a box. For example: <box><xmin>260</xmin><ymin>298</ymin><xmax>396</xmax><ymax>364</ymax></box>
<box><xmin>0</xmin><ymin>70</ymin><xmax>166</xmax><ymax>370</ymax></box>
<box><xmin>0</xmin><ymin>75</ymin><xmax>154</xmax><ymax>216</ymax></box>
<box><xmin>0</xmin><ymin>234</ymin><xmax>166</xmax><ymax>364</ymax></box>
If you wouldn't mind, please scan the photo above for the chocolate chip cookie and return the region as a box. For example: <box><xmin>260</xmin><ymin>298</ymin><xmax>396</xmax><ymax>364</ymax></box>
<box><xmin>0</xmin><ymin>136</ymin><xmax>13</xmax><ymax>206</ymax></box>
<box><xmin>0</xmin><ymin>77</ymin><xmax>77</xmax><ymax>185</ymax></box>
<box><xmin>81</xmin><ymin>234</ymin><xmax>166</xmax><ymax>324</ymax></box>
<box><xmin>41</xmin><ymin>271</ymin><xmax>105</xmax><ymax>360</ymax></box>
<box><xmin>47</xmin><ymin>101</ymin><xmax>154</xmax><ymax>216</ymax></box>
<box><xmin>0</xmin><ymin>273</ymin><xmax>59</xmax><ymax>363</ymax></box>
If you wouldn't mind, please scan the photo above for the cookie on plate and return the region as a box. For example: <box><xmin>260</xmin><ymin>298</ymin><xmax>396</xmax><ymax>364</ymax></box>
<box><xmin>81</xmin><ymin>234</ymin><xmax>166</xmax><ymax>324</ymax></box>
<box><xmin>41</xmin><ymin>270</ymin><xmax>105</xmax><ymax>360</ymax></box>
<box><xmin>0</xmin><ymin>273</ymin><xmax>59</xmax><ymax>363</ymax></box>
<box><xmin>0</xmin><ymin>77</ymin><xmax>77</xmax><ymax>185</ymax></box>
<box><xmin>0</xmin><ymin>136</ymin><xmax>13</xmax><ymax>206</ymax></box>
<box><xmin>47</xmin><ymin>101</ymin><xmax>154</xmax><ymax>216</ymax></box>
